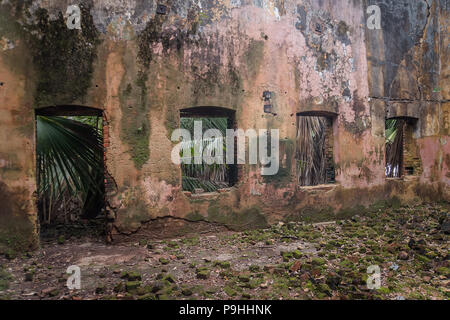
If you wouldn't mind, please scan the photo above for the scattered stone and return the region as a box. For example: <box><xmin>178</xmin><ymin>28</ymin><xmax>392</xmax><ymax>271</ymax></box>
<box><xmin>242</xmin><ymin>292</ymin><xmax>251</xmax><ymax>299</ymax></box>
<box><xmin>223</xmin><ymin>286</ymin><xmax>236</xmax><ymax>297</ymax></box>
<box><xmin>121</xmin><ymin>271</ymin><xmax>141</xmax><ymax>281</ymax></box>
<box><xmin>42</xmin><ymin>287</ymin><xmax>59</xmax><ymax>297</ymax></box>
<box><xmin>238</xmin><ymin>274</ymin><xmax>250</xmax><ymax>283</ymax></box>
<box><xmin>125</xmin><ymin>281</ymin><xmax>141</xmax><ymax>292</ymax></box>
<box><xmin>312</xmin><ymin>257</ymin><xmax>326</xmax><ymax>266</ymax></box>
<box><xmin>25</xmin><ymin>272</ymin><xmax>34</xmax><ymax>282</ymax></box>
<box><xmin>196</xmin><ymin>267</ymin><xmax>210</xmax><ymax>280</ymax></box>
<box><xmin>398</xmin><ymin>251</ymin><xmax>409</xmax><ymax>260</ymax></box>
<box><xmin>163</xmin><ymin>274</ymin><xmax>176</xmax><ymax>283</ymax></box>
<box><xmin>289</xmin><ymin>260</ymin><xmax>302</xmax><ymax>272</ymax></box>
<box><xmin>181</xmin><ymin>288</ymin><xmax>193</xmax><ymax>296</ymax></box>
<box><xmin>441</xmin><ymin>220</ymin><xmax>450</xmax><ymax>234</ymax></box>
<box><xmin>4</xmin><ymin>249</ymin><xmax>17</xmax><ymax>260</ymax></box>
<box><xmin>95</xmin><ymin>284</ymin><xmax>106</xmax><ymax>294</ymax></box>
<box><xmin>113</xmin><ymin>282</ymin><xmax>124</xmax><ymax>293</ymax></box>
<box><xmin>150</xmin><ymin>281</ymin><xmax>164</xmax><ymax>293</ymax></box>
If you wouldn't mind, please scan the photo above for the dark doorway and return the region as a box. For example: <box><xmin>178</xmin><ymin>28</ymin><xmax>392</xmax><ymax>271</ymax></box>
<box><xmin>179</xmin><ymin>107</ymin><xmax>237</xmax><ymax>193</ymax></box>
<box><xmin>385</xmin><ymin>117</ymin><xmax>421</xmax><ymax>178</ymax></box>
<box><xmin>385</xmin><ymin>118</ymin><xmax>404</xmax><ymax>178</ymax></box>
<box><xmin>35</xmin><ymin>106</ymin><xmax>105</xmax><ymax>241</ymax></box>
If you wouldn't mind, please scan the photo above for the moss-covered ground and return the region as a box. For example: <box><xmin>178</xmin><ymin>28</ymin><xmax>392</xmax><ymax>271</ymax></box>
<box><xmin>0</xmin><ymin>203</ymin><xmax>448</xmax><ymax>300</ymax></box>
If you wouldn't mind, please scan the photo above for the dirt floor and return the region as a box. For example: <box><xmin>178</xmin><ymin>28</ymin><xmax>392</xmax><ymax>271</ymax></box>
<box><xmin>0</xmin><ymin>203</ymin><xmax>449</xmax><ymax>300</ymax></box>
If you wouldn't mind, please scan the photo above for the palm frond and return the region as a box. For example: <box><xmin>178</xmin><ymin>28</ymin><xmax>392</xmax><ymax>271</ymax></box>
<box><xmin>36</xmin><ymin>116</ymin><xmax>104</xmax><ymax>221</ymax></box>
<box><xmin>180</xmin><ymin>117</ymin><xmax>229</xmax><ymax>191</ymax></box>
<box><xmin>385</xmin><ymin>119</ymin><xmax>404</xmax><ymax>177</ymax></box>
<box><xmin>182</xmin><ymin>176</ymin><xmax>228</xmax><ymax>193</ymax></box>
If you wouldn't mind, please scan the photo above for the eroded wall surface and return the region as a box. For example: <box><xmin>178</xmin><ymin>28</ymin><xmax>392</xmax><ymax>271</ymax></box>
<box><xmin>0</xmin><ymin>0</ymin><xmax>448</xmax><ymax>250</ymax></box>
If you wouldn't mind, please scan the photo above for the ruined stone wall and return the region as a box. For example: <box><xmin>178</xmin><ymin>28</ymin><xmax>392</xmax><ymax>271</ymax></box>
<box><xmin>0</xmin><ymin>0</ymin><xmax>448</xmax><ymax>249</ymax></box>
<box><xmin>366</xmin><ymin>0</ymin><xmax>449</xmax><ymax>199</ymax></box>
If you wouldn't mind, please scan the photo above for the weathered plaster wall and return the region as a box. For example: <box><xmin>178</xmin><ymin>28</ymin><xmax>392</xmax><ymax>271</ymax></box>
<box><xmin>365</xmin><ymin>0</ymin><xmax>449</xmax><ymax>200</ymax></box>
<box><xmin>0</xmin><ymin>0</ymin><xmax>448</xmax><ymax>249</ymax></box>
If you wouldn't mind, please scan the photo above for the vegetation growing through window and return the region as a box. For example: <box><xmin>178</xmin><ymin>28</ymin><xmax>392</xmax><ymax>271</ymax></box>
<box><xmin>180</xmin><ymin>117</ymin><xmax>229</xmax><ymax>192</ymax></box>
<box><xmin>36</xmin><ymin>115</ymin><xmax>104</xmax><ymax>225</ymax></box>
<box><xmin>385</xmin><ymin>119</ymin><xmax>404</xmax><ymax>178</ymax></box>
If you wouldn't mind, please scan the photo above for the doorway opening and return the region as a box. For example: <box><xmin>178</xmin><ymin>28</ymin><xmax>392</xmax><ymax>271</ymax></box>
<box><xmin>296</xmin><ymin>113</ymin><xmax>335</xmax><ymax>186</ymax></box>
<box><xmin>35</xmin><ymin>106</ymin><xmax>105</xmax><ymax>242</ymax></box>
<box><xmin>179</xmin><ymin>107</ymin><xmax>237</xmax><ymax>193</ymax></box>
<box><xmin>385</xmin><ymin>117</ymin><xmax>421</xmax><ymax>178</ymax></box>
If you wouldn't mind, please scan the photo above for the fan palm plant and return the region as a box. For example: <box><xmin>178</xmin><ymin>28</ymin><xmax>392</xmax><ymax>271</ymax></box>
<box><xmin>180</xmin><ymin>117</ymin><xmax>229</xmax><ymax>192</ymax></box>
<box><xmin>36</xmin><ymin>115</ymin><xmax>104</xmax><ymax>223</ymax></box>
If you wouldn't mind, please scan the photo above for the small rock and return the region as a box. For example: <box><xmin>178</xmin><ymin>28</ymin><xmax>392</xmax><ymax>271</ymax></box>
<box><xmin>42</xmin><ymin>287</ymin><xmax>60</xmax><ymax>297</ymax></box>
<box><xmin>125</xmin><ymin>281</ymin><xmax>141</xmax><ymax>292</ymax></box>
<box><xmin>398</xmin><ymin>251</ymin><xmax>409</xmax><ymax>260</ymax></box>
<box><xmin>242</xmin><ymin>292</ymin><xmax>251</xmax><ymax>299</ymax></box>
<box><xmin>181</xmin><ymin>288</ymin><xmax>193</xmax><ymax>296</ymax></box>
<box><xmin>290</xmin><ymin>261</ymin><xmax>302</xmax><ymax>273</ymax></box>
<box><xmin>196</xmin><ymin>268</ymin><xmax>210</xmax><ymax>280</ymax></box>
<box><xmin>238</xmin><ymin>274</ymin><xmax>250</xmax><ymax>283</ymax></box>
<box><xmin>25</xmin><ymin>272</ymin><xmax>34</xmax><ymax>282</ymax></box>
<box><xmin>151</xmin><ymin>281</ymin><xmax>164</xmax><ymax>293</ymax></box>
<box><xmin>441</xmin><ymin>220</ymin><xmax>450</xmax><ymax>234</ymax></box>
<box><xmin>163</xmin><ymin>274</ymin><xmax>176</xmax><ymax>283</ymax></box>
<box><xmin>95</xmin><ymin>285</ymin><xmax>106</xmax><ymax>294</ymax></box>
<box><xmin>113</xmin><ymin>282</ymin><xmax>124</xmax><ymax>293</ymax></box>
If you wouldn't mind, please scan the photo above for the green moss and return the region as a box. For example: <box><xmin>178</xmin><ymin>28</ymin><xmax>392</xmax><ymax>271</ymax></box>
<box><xmin>377</xmin><ymin>287</ymin><xmax>390</xmax><ymax>295</ymax></box>
<box><xmin>0</xmin><ymin>2</ymin><xmax>27</xmax><ymax>40</ymax></box>
<box><xmin>207</xmin><ymin>205</ymin><xmax>268</xmax><ymax>231</ymax></box>
<box><xmin>0</xmin><ymin>267</ymin><xmax>12</xmax><ymax>291</ymax></box>
<box><xmin>436</xmin><ymin>267</ymin><xmax>450</xmax><ymax>276</ymax></box>
<box><xmin>119</xmin><ymin>71</ymin><xmax>150</xmax><ymax>169</ymax></box>
<box><xmin>416</xmin><ymin>255</ymin><xmax>431</xmax><ymax>263</ymax></box>
<box><xmin>244</xmin><ymin>39</ymin><xmax>265</xmax><ymax>78</ymax></box>
<box><xmin>125</xmin><ymin>281</ymin><xmax>141</xmax><ymax>292</ymax></box>
<box><xmin>335</xmin><ymin>205</ymin><xmax>367</xmax><ymax>220</ymax></box>
<box><xmin>121</xmin><ymin>271</ymin><xmax>142</xmax><ymax>281</ymax></box>
<box><xmin>312</xmin><ymin>257</ymin><xmax>326</xmax><ymax>266</ymax></box>
<box><xmin>223</xmin><ymin>285</ymin><xmax>235</xmax><ymax>297</ymax></box>
<box><xmin>27</xmin><ymin>5</ymin><xmax>100</xmax><ymax>107</ymax></box>
<box><xmin>214</xmin><ymin>261</ymin><xmax>231</xmax><ymax>269</ymax></box>
<box><xmin>286</xmin><ymin>206</ymin><xmax>335</xmax><ymax>223</ymax></box>
<box><xmin>186</xmin><ymin>211</ymin><xmax>205</xmax><ymax>222</ymax></box>
<box><xmin>262</xmin><ymin>139</ymin><xmax>294</xmax><ymax>187</ymax></box>
<box><xmin>116</xmin><ymin>195</ymin><xmax>149</xmax><ymax>232</ymax></box>
<box><xmin>196</xmin><ymin>267</ymin><xmax>210</xmax><ymax>279</ymax></box>
<box><xmin>0</xmin><ymin>183</ymin><xmax>38</xmax><ymax>253</ymax></box>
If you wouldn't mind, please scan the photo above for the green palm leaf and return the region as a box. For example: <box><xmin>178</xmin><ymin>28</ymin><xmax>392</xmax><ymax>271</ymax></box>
<box><xmin>385</xmin><ymin>119</ymin><xmax>404</xmax><ymax>177</ymax></box>
<box><xmin>180</xmin><ymin>117</ymin><xmax>229</xmax><ymax>191</ymax></box>
<box><xmin>36</xmin><ymin>115</ymin><xmax>104</xmax><ymax>221</ymax></box>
